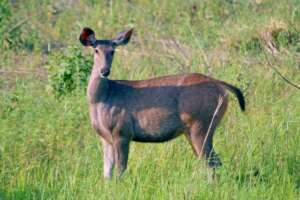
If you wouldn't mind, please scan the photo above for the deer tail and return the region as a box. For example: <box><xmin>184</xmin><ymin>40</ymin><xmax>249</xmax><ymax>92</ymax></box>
<box><xmin>219</xmin><ymin>81</ymin><xmax>245</xmax><ymax>112</ymax></box>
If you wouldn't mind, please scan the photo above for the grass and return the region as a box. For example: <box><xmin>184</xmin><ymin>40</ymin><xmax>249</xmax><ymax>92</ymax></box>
<box><xmin>0</xmin><ymin>0</ymin><xmax>300</xmax><ymax>199</ymax></box>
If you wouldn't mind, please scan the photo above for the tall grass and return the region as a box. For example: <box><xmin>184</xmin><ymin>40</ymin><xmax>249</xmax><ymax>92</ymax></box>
<box><xmin>0</xmin><ymin>0</ymin><xmax>299</xmax><ymax>199</ymax></box>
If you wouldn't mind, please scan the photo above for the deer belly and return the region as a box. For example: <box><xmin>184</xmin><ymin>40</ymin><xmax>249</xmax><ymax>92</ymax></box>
<box><xmin>132</xmin><ymin>108</ymin><xmax>183</xmax><ymax>142</ymax></box>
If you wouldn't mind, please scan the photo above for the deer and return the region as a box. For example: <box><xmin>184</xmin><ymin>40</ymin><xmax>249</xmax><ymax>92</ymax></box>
<box><xmin>79</xmin><ymin>27</ymin><xmax>245</xmax><ymax>180</ymax></box>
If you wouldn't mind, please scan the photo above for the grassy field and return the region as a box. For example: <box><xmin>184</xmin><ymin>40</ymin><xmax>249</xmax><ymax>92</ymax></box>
<box><xmin>0</xmin><ymin>0</ymin><xmax>300</xmax><ymax>199</ymax></box>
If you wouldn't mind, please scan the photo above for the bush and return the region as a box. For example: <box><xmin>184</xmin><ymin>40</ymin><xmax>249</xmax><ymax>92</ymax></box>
<box><xmin>0</xmin><ymin>0</ymin><xmax>11</xmax><ymax>49</ymax></box>
<box><xmin>272</xmin><ymin>30</ymin><xmax>299</xmax><ymax>48</ymax></box>
<box><xmin>0</xmin><ymin>1</ymin><xmax>41</xmax><ymax>51</ymax></box>
<box><xmin>46</xmin><ymin>45</ymin><xmax>92</xmax><ymax>97</ymax></box>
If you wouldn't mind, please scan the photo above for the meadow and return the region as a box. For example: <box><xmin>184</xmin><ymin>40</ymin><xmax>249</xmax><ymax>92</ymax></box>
<box><xmin>0</xmin><ymin>0</ymin><xmax>299</xmax><ymax>199</ymax></box>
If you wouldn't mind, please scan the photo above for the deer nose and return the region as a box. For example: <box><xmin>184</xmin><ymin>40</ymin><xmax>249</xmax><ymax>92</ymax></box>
<box><xmin>101</xmin><ymin>69</ymin><xmax>110</xmax><ymax>77</ymax></box>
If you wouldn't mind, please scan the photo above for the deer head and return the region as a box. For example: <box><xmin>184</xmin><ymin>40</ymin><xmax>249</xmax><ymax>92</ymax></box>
<box><xmin>79</xmin><ymin>27</ymin><xmax>133</xmax><ymax>77</ymax></box>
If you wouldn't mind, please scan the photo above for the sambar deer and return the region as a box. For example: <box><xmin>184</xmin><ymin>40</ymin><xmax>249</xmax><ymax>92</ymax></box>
<box><xmin>79</xmin><ymin>27</ymin><xmax>245</xmax><ymax>179</ymax></box>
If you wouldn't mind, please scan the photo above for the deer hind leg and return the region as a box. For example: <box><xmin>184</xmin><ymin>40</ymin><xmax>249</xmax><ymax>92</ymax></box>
<box><xmin>185</xmin><ymin>122</ymin><xmax>221</xmax><ymax>183</ymax></box>
<box><xmin>113</xmin><ymin>137</ymin><xmax>130</xmax><ymax>177</ymax></box>
<box><xmin>101</xmin><ymin>138</ymin><xmax>115</xmax><ymax>179</ymax></box>
<box><xmin>186</xmin><ymin>122</ymin><xmax>222</xmax><ymax>168</ymax></box>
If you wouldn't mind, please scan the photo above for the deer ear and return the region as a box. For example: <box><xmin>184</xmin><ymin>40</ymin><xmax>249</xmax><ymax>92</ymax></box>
<box><xmin>112</xmin><ymin>28</ymin><xmax>133</xmax><ymax>46</ymax></box>
<box><xmin>79</xmin><ymin>27</ymin><xmax>96</xmax><ymax>46</ymax></box>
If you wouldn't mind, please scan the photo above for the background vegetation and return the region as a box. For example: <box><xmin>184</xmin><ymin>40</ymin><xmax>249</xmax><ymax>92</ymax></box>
<box><xmin>0</xmin><ymin>0</ymin><xmax>299</xmax><ymax>199</ymax></box>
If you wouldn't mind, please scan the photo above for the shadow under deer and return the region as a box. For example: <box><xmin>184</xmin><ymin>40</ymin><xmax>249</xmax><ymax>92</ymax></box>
<box><xmin>79</xmin><ymin>27</ymin><xmax>245</xmax><ymax>179</ymax></box>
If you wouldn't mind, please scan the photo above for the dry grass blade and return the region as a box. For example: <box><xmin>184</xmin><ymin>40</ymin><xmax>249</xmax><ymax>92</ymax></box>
<box><xmin>200</xmin><ymin>95</ymin><xmax>225</xmax><ymax>157</ymax></box>
<box><xmin>262</xmin><ymin>50</ymin><xmax>300</xmax><ymax>90</ymax></box>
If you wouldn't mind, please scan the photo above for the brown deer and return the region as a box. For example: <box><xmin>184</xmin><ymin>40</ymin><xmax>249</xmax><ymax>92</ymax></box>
<box><xmin>79</xmin><ymin>27</ymin><xmax>245</xmax><ymax>179</ymax></box>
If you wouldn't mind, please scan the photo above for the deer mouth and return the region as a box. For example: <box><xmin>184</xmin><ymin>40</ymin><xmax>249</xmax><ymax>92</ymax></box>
<box><xmin>101</xmin><ymin>70</ymin><xmax>110</xmax><ymax>77</ymax></box>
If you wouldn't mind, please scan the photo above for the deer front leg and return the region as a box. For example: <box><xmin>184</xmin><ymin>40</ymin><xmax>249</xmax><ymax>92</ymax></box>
<box><xmin>101</xmin><ymin>138</ymin><xmax>115</xmax><ymax>179</ymax></box>
<box><xmin>113</xmin><ymin>137</ymin><xmax>130</xmax><ymax>177</ymax></box>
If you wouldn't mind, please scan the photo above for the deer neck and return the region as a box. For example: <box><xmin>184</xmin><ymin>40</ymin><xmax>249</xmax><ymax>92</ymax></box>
<box><xmin>87</xmin><ymin>66</ymin><xmax>109</xmax><ymax>103</ymax></box>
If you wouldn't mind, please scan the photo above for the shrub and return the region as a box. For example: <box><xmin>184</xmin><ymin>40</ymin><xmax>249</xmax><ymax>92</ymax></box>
<box><xmin>272</xmin><ymin>29</ymin><xmax>299</xmax><ymax>48</ymax></box>
<box><xmin>0</xmin><ymin>1</ymin><xmax>41</xmax><ymax>51</ymax></box>
<box><xmin>46</xmin><ymin>45</ymin><xmax>92</xmax><ymax>97</ymax></box>
<box><xmin>0</xmin><ymin>0</ymin><xmax>12</xmax><ymax>49</ymax></box>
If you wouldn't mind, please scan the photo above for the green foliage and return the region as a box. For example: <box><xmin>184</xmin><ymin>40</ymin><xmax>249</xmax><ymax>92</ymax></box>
<box><xmin>272</xmin><ymin>29</ymin><xmax>299</xmax><ymax>48</ymax></box>
<box><xmin>0</xmin><ymin>0</ymin><xmax>11</xmax><ymax>49</ymax></box>
<box><xmin>0</xmin><ymin>1</ymin><xmax>45</xmax><ymax>52</ymax></box>
<box><xmin>0</xmin><ymin>0</ymin><xmax>11</xmax><ymax>26</ymax></box>
<box><xmin>46</xmin><ymin>46</ymin><xmax>92</xmax><ymax>97</ymax></box>
<box><xmin>231</xmin><ymin>37</ymin><xmax>263</xmax><ymax>55</ymax></box>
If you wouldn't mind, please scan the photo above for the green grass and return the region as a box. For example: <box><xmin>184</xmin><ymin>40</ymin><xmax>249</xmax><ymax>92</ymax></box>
<box><xmin>0</xmin><ymin>0</ymin><xmax>300</xmax><ymax>199</ymax></box>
